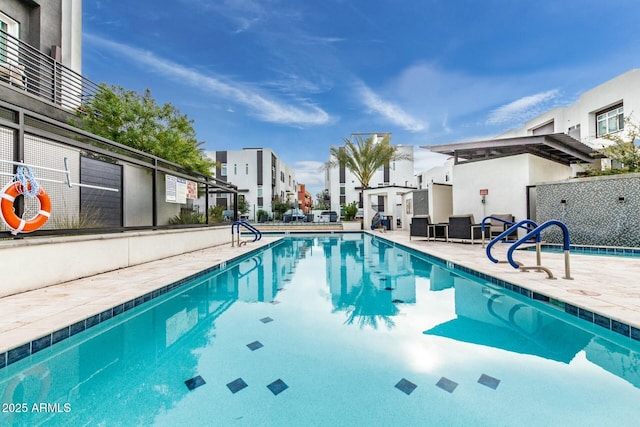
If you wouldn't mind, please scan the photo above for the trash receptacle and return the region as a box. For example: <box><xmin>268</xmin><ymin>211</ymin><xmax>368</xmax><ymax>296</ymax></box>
<box><xmin>386</xmin><ymin>216</ymin><xmax>393</xmax><ymax>230</ymax></box>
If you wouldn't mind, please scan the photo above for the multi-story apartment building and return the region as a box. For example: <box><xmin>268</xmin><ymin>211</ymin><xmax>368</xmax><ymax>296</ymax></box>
<box><xmin>1</xmin><ymin>0</ymin><xmax>82</xmax><ymax>73</ymax></box>
<box><xmin>499</xmin><ymin>69</ymin><xmax>640</xmax><ymax>150</ymax></box>
<box><xmin>208</xmin><ymin>148</ymin><xmax>298</xmax><ymax>219</ymax></box>
<box><xmin>325</xmin><ymin>134</ymin><xmax>414</xmax><ymax>214</ymax></box>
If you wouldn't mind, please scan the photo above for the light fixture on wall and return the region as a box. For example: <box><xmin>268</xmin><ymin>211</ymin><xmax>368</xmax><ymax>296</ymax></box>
<box><xmin>618</xmin><ymin>196</ymin><xmax>626</xmax><ymax>203</ymax></box>
<box><xmin>560</xmin><ymin>199</ymin><xmax>567</xmax><ymax>205</ymax></box>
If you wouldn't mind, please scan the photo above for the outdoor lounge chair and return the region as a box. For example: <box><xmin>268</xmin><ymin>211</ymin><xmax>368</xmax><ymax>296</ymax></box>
<box><xmin>487</xmin><ymin>213</ymin><xmax>517</xmax><ymax>241</ymax></box>
<box><xmin>446</xmin><ymin>214</ymin><xmax>485</xmax><ymax>243</ymax></box>
<box><xmin>409</xmin><ymin>215</ymin><xmax>447</xmax><ymax>241</ymax></box>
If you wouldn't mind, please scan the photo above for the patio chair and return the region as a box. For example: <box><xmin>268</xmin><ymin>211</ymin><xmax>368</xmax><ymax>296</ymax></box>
<box><xmin>488</xmin><ymin>214</ymin><xmax>517</xmax><ymax>241</ymax></box>
<box><xmin>410</xmin><ymin>215</ymin><xmax>447</xmax><ymax>241</ymax></box>
<box><xmin>446</xmin><ymin>214</ymin><xmax>485</xmax><ymax>244</ymax></box>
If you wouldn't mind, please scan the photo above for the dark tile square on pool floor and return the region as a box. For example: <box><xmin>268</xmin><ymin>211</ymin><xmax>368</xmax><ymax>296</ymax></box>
<box><xmin>267</xmin><ymin>379</ymin><xmax>288</xmax><ymax>395</ymax></box>
<box><xmin>436</xmin><ymin>377</ymin><xmax>458</xmax><ymax>393</ymax></box>
<box><xmin>227</xmin><ymin>378</ymin><xmax>248</xmax><ymax>394</ymax></box>
<box><xmin>247</xmin><ymin>341</ymin><xmax>264</xmax><ymax>351</ymax></box>
<box><xmin>395</xmin><ymin>378</ymin><xmax>417</xmax><ymax>395</ymax></box>
<box><xmin>184</xmin><ymin>375</ymin><xmax>206</xmax><ymax>391</ymax></box>
<box><xmin>478</xmin><ymin>374</ymin><xmax>500</xmax><ymax>389</ymax></box>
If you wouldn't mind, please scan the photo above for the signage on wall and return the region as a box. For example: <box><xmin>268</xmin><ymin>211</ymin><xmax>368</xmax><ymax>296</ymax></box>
<box><xmin>479</xmin><ymin>189</ymin><xmax>489</xmax><ymax>196</ymax></box>
<box><xmin>166</xmin><ymin>175</ymin><xmax>197</xmax><ymax>203</ymax></box>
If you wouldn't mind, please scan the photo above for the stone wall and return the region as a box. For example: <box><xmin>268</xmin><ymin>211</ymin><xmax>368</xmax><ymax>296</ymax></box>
<box><xmin>536</xmin><ymin>173</ymin><xmax>640</xmax><ymax>247</ymax></box>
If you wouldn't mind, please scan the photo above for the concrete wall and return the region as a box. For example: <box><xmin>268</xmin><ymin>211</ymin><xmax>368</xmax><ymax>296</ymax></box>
<box><xmin>536</xmin><ymin>173</ymin><xmax>640</xmax><ymax>247</ymax></box>
<box><xmin>452</xmin><ymin>154</ymin><xmax>571</xmax><ymax>225</ymax></box>
<box><xmin>0</xmin><ymin>226</ymin><xmax>232</xmax><ymax>297</ymax></box>
<box><xmin>430</xmin><ymin>183</ymin><xmax>453</xmax><ymax>223</ymax></box>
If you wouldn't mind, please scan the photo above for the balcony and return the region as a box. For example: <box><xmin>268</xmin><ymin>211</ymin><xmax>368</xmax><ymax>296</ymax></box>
<box><xmin>0</xmin><ymin>28</ymin><xmax>100</xmax><ymax>114</ymax></box>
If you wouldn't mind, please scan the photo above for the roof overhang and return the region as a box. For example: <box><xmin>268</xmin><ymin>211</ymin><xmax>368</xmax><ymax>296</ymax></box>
<box><xmin>423</xmin><ymin>133</ymin><xmax>595</xmax><ymax>166</ymax></box>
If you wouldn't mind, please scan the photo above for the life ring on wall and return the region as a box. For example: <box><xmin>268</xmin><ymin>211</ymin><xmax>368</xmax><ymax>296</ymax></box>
<box><xmin>0</xmin><ymin>182</ymin><xmax>51</xmax><ymax>234</ymax></box>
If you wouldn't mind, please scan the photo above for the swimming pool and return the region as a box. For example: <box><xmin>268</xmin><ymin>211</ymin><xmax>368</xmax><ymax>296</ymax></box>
<box><xmin>2</xmin><ymin>234</ymin><xmax>640</xmax><ymax>426</ymax></box>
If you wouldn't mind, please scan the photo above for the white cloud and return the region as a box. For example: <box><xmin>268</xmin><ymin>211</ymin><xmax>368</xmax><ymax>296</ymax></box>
<box><xmin>357</xmin><ymin>83</ymin><xmax>426</xmax><ymax>132</ymax></box>
<box><xmin>293</xmin><ymin>160</ymin><xmax>326</xmax><ymax>193</ymax></box>
<box><xmin>85</xmin><ymin>33</ymin><xmax>330</xmax><ymax>127</ymax></box>
<box><xmin>486</xmin><ymin>89</ymin><xmax>559</xmax><ymax>125</ymax></box>
<box><xmin>412</xmin><ymin>148</ymin><xmax>450</xmax><ymax>174</ymax></box>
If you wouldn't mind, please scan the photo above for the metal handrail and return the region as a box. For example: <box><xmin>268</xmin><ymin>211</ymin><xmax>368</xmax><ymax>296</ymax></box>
<box><xmin>506</xmin><ymin>220</ymin><xmax>573</xmax><ymax>280</ymax></box>
<box><xmin>231</xmin><ymin>221</ymin><xmax>262</xmax><ymax>247</ymax></box>
<box><xmin>485</xmin><ymin>219</ymin><xmax>539</xmax><ymax>263</ymax></box>
<box><xmin>1</xmin><ymin>28</ymin><xmax>101</xmax><ymax>113</ymax></box>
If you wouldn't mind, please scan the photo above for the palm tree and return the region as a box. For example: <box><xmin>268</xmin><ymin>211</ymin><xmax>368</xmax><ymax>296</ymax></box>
<box><xmin>326</xmin><ymin>133</ymin><xmax>412</xmax><ymax>218</ymax></box>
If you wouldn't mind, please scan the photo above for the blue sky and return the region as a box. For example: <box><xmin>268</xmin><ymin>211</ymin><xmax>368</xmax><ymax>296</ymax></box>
<box><xmin>82</xmin><ymin>0</ymin><xmax>640</xmax><ymax>196</ymax></box>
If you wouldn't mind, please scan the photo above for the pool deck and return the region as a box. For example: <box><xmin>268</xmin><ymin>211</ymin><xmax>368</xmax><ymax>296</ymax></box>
<box><xmin>2</xmin><ymin>230</ymin><xmax>640</xmax><ymax>361</ymax></box>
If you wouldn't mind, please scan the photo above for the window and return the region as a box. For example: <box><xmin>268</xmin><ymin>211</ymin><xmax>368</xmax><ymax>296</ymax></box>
<box><xmin>245</xmin><ymin>163</ymin><xmax>249</xmax><ymax>175</ymax></box>
<box><xmin>257</xmin><ymin>186</ymin><xmax>263</xmax><ymax>197</ymax></box>
<box><xmin>597</xmin><ymin>104</ymin><xmax>624</xmax><ymax>137</ymax></box>
<box><xmin>0</xmin><ymin>12</ymin><xmax>19</xmax><ymax>63</ymax></box>
<box><xmin>221</xmin><ymin>163</ymin><xmax>227</xmax><ymax>176</ymax></box>
<box><xmin>233</xmin><ymin>164</ymin><xmax>237</xmax><ymax>175</ymax></box>
<box><xmin>339</xmin><ymin>185</ymin><xmax>345</xmax><ymax>195</ymax></box>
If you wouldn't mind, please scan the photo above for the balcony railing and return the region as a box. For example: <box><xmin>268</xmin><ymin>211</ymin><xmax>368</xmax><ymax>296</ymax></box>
<box><xmin>0</xmin><ymin>28</ymin><xmax>100</xmax><ymax>113</ymax></box>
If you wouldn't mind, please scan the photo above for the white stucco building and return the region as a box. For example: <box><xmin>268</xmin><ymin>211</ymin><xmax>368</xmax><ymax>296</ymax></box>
<box><xmin>325</xmin><ymin>135</ymin><xmax>415</xmax><ymax>215</ymax></box>
<box><xmin>207</xmin><ymin>148</ymin><xmax>298</xmax><ymax>219</ymax></box>
<box><xmin>416</xmin><ymin>69</ymin><xmax>640</xmax><ymax>227</ymax></box>
<box><xmin>499</xmin><ymin>69</ymin><xmax>640</xmax><ymax>149</ymax></box>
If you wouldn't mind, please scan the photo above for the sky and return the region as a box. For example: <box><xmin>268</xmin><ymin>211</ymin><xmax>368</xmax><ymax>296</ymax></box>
<box><xmin>82</xmin><ymin>0</ymin><xmax>640</xmax><ymax>196</ymax></box>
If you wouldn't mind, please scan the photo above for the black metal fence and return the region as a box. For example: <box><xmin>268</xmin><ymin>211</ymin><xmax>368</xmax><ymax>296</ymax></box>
<box><xmin>0</xmin><ymin>100</ymin><xmax>238</xmax><ymax>238</ymax></box>
<box><xmin>1</xmin><ymin>28</ymin><xmax>101</xmax><ymax>113</ymax></box>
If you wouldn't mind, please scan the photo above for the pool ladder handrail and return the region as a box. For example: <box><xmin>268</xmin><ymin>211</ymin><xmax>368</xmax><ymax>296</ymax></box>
<box><xmin>505</xmin><ymin>220</ymin><xmax>573</xmax><ymax>280</ymax></box>
<box><xmin>484</xmin><ymin>219</ymin><xmax>540</xmax><ymax>263</ymax></box>
<box><xmin>231</xmin><ymin>221</ymin><xmax>262</xmax><ymax>247</ymax></box>
<box><xmin>481</xmin><ymin>216</ymin><xmax>533</xmax><ymax>248</ymax></box>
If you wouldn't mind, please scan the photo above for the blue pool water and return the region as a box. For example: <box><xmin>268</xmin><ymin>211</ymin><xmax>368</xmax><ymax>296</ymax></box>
<box><xmin>2</xmin><ymin>234</ymin><xmax>640</xmax><ymax>426</ymax></box>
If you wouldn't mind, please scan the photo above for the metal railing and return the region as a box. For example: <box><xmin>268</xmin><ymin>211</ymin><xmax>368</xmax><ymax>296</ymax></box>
<box><xmin>0</xmin><ymin>28</ymin><xmax>101</xmax><ymax>113</ymax></box>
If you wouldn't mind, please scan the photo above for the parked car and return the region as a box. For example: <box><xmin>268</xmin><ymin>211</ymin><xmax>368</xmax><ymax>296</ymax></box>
<box><xmin>318</xmin><ymin>211</ymin><xmax>339</xmax><ymax>223</ymax></box>
<box><xmin>283</xmin><ymin>209</ymin><xmax>307</xmax><ymax>222</ymax></box>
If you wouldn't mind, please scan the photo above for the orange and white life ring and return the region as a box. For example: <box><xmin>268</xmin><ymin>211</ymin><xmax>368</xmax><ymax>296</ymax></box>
<box><xmin>0</xmin><ymin>181</ymin><xmax>51</xmax><ymax>234</ymax></box>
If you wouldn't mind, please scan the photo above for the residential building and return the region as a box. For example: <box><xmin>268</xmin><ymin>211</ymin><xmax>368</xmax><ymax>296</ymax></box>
<box><xmin>297</xmin><ymin>183</ymin><xmax>312</xmax><ymax>214</ymax></box>
<box><xmin>418</xmin><ymin>70</ymin><xmax>640</xmax><ymax>229</ymax></box>
<box><xmin>325</xmin><ymin>134</ymin><xmax>415</xmax><ymax>215</ymax></box>
<box><xmin>207</xmin><ymin>148</ymin><xmax>298</xmax><ymax>219</ymax></box>
<box><xmin>1</xmin><ymin>0</ymin><xmax>84</xmax><ymax>119</ymax></box>
<box><xmin>498</xmin><ymin>69</ymin><xmax>640</xmax><ymax>150</ymax></box>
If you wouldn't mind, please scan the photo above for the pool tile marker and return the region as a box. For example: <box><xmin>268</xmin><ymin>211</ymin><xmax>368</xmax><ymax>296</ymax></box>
<box><xmin>267</xmin><ymin>379</ymin><xmax>288</xmax><ymax>395</ymax></box>
<box><xmin>395</xmin><ymin>378</ymin><xmax>417</xmax><ymax>395</ymax></box>
<box><xmin>478</xmin><ymin>374</ymin><xmax>500</xmax><ymax>389</ymax></box>
<box><xmin>260</xmin><ymin>317</ymin><xmax>274</xmax><ymax>324</ymax></box>
<box><xmin>184</xmin><ymin>375</ymin><xmax>206</xmax><ymax>391</ymax></box>
<box><xmin>436</xmin><ymin>377</ymin><xmax>458</xmax><ymax>393</ymax></box>
<box><xmin>227</xmin><ymin>378</ymin><xmax>248</xmax><ymax>394</ymax></box>
<box><xmin>247</xmin><ymin>341</ymin><xmax>264</xmax><ymax>351</ymax></box>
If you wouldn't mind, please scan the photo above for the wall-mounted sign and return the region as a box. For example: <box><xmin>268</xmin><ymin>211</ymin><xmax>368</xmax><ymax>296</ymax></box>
<box><xmin>166</xmin><ymin>175</ymin><xmax>196</xmax><ymax>203</ymax></box>
<box><xmin>479</xmin><ymin>189</ymin><xmax>489</xmax><ymax>196</ymax></box>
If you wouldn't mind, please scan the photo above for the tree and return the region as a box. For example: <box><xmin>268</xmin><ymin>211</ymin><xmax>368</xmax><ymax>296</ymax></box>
<box><xmin>72</xmin><ymin>84</ymin><xmax>215</xmax><ymax>176</ymax></box>
<box><xmin>599</xmin><ymin>117</ymin><xmax>640</xmax><ymax>172</ymax></box>
<box><xmin>326</xmin><ymin>134</ymin><xmax>411</xmax><ymax>209</ymax></box>
<box><xmin>314</xmin><ymin>191</ymin><xmax>330</xmax><ymax>210</ymax></box>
